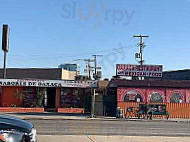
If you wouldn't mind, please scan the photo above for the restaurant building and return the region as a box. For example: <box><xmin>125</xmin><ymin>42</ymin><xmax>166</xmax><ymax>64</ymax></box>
<box><xmin>102</xmin><ymin>64</ymin><xmax>190</xmax><ymax>118</ymax></box>
<box><xmin>106</xmin><ymin>79</ymin><xmax>190</xmax><ymax>118</ymax></box>
<box><xmin>0</xmin><ymin>79</ymin><xmax>93</xmax><ymax>113</ymax></box>
<box><xmin>0</xmin><ymin>68</ymin><xmax>94</xmax><ymax>113</ymax></box>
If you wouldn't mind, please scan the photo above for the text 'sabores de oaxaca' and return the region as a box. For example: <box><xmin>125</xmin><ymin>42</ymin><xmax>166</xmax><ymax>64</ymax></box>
<box><xmin>0</xmin><ymin>79</ymin><xmax>92</xmax><ymax>88</ymax></box>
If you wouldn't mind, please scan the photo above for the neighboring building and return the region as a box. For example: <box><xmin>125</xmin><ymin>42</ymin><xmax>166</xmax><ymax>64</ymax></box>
<box><xmin>62</xmin><ymin>69</ymin><xmax>77</xmax><ymax>80</ymax></box>
<box><xmin>0</xmin><ymin>68</ymin><xmax>76</xmax><ymax>80</ymax></box>
<box><xmin>162</xmin><ymin>69</ymin><xmax>190</xmax><ymax>80</ymax></box>
<box><xmin>0</xmin><ymin>68</ymin><xmax>95</xmax><ymax>113</ymax></box>
<box><xmin>0</xmin><ymin>68</ymin><xmax>86</xmax><ymax>112</ymax></box>
<box><xmin>58</xmin><ymin>64</ymin><xmax>80</xmax><ymax>75</ymax></box>
<box><xmin>145</xmin><ymin>69</ymin><xmax>190</xmax><ymax>81</ymax></box>
<box><xmin>106</xmin><ymin>79</ymin><xmax>190</xmax><ymax>117</ymax></box>
<box><xmin>0</xmin><ymin>79</ymin><xmax>93</xmax><ymax>113</ymax></box>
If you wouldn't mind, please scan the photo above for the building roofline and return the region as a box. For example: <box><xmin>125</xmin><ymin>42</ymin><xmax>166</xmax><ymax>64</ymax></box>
<box><xmin>0</xmin><ymin>68</ymin><xmax>62</xmax><ymax>70</ymax></box>
<box><xmin>164</xmin><ymin>69</ymin><xmax>190</xmax><ymax>73</ymax></box>
<box><xmin>108</xmin><ymin>79</ymin><xmax>190</xmax><ymax>88</ymax></box>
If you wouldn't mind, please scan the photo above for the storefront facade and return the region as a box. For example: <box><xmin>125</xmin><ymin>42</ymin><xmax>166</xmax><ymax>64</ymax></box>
<box><xmin>0</xmin><ymin>79</ymin><xmax>93</xmax><ymax>113</ymax></box>
<box><xmin>107</xmin><ymin>79</ymin><xmax>190</xmax><ymax>118</ymax></box>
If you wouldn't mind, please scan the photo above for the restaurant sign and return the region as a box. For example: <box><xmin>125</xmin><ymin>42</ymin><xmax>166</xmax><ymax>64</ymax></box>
<box><xmin>0</xmin><ymin>79</ymin><xmax>93</xmax><ymax>88</ymax></box>
<box><xmin>116</xmin><ymin>64</ymin><xmax>163</xmax><ymax>77</ymax></box>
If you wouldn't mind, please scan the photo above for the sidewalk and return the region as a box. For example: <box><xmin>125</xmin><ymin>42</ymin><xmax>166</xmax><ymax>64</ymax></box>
<box><xmin>0</xmin><ymin>112</ymin><xmax>89</xmax><ymax>120</ymax></box>
<box><xmin>1</xmin><ymin>112</ymin><xmax>190</xmax><ymax>123</ymax></box>
<box><xmin>38</xmin><ymin>135</ymin><xmax>190</xmax><ymax>142</ymax></box>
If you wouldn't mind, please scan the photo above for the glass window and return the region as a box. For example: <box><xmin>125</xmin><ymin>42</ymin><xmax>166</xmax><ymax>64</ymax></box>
<box><xmin>60</xmin><ymin>88</ymin><xmax>84</xmax><ymax>108</ymax></box>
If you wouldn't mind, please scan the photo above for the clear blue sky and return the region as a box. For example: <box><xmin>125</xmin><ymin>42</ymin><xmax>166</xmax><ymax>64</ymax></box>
<box><xmin>0</xmin><ymin>0</ymin><xmax>190</xmax><ymax>78</ymax></box>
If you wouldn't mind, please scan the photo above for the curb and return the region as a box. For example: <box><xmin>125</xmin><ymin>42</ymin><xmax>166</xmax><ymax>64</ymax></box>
<box><xmin>2</xmin><ymin>113</ymin><xmax>190</xmax><ymax>123</ymax></box>
<box><xmin>22</xmin><ymin>117</ymin><xmax>181</xmax><ymax>123</ymax></box>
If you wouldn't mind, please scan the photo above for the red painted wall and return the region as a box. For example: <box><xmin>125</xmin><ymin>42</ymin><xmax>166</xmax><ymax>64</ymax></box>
<box><xmin>1</xmin><ymin>87</ymin><xmax>23</xmax><ymax>107</ymax></box>
<box><xmin>117</xmin><ymin>88</ymin><xmax>146</xmax><ymax>102</ymax></box>
<box><xmin>117</xmin><ymin>87</ymin><xmax>190</xmax><ymax>103</ymax></box>
<box><xmin>186</xmin><ymin>89</ymin><xmax>190</xmax><ymax>103</ymax></box>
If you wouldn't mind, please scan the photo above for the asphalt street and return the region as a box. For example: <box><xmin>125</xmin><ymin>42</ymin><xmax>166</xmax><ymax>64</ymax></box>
<box><xmin>28</xmin><ymin>119</ymin><xmax>190</xmax><ymax>137</ymax></box>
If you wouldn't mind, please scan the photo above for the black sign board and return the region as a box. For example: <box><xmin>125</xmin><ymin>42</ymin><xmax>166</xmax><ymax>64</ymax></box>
<box><xmin>2</xmin><ymin>24</ymin><xmax>10</xmax><ymax>52</ymax></box>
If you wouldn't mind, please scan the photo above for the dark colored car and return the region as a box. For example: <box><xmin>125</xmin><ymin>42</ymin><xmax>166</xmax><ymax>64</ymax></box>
<box><xmin>0</xmin><ymin>115</ymin><xmax>37</xmax><ymax>142</ymax></box>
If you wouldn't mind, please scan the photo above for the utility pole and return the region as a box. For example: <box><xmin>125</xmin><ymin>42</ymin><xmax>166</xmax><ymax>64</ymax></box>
<box><xmin>90</xmin><ymin>55</ymin><xmax>102</xmax><ymax>118</ymax></box>
<box><xmin>2</xmin><ymin>25</ymin><xmax>10</xmax><ymax>79</ymax></box>
<box><xmin>133</xmin><ymin>35</ymin><xmax>149</xmax><ymax>80</ymax></box>
<box><xmin>3</xmin><ymin>51</ymin><xmax>7</xmax><ymax>78</ymax></box>
<box><xmin>92</xmin><ymin>55</ymin><xmax>103</xmax><ymax>80</ymax></box>
<box><xmin>73</xmin><ymin>59</ymin><xmax>82</xmax><ymax>75</ymax></box>
<box><xmin>75</xmin><ymin>55</ymin><xmax>102</xmax><ymax>118</ymax></box>
<box><xmin>133</xmin><ymin>35</ymin><xmax>149</xmax><ymax>65</ymax></box>
<box><xmin>84</xmin><ymin>59</ymin><xmax>94</xmax><ymax>79</ymax></box>
<box><xmin>91</xmin><ymin>89</ymin><xmax>96</xmax><ymax>118</ymax></box>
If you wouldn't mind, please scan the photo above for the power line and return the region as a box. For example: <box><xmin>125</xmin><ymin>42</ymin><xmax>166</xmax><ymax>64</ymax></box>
<box><xmin>9</xmin><ymin>44</ymin><xmax>134</xmax><ymax>61</ymax></box>
<box><xmin>9</xmin><ymin>38</ymin><xmax>136</xmax><ymax>60</ymax></box>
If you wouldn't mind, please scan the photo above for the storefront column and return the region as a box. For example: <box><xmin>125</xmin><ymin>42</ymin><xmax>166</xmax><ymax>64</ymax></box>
<box><xmin>55</xmin><ymin>88</ymin><xmax>61</xmax><ymax>108</ymax></box>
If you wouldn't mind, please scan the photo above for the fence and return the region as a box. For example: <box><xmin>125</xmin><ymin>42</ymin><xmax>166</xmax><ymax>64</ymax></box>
<box><xmin>118</xmin><ymin>102</ymin><xmax>190</xmax><ymax>119</ymax></box>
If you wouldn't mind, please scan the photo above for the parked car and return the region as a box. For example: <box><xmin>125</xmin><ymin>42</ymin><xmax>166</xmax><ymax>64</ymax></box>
<box><xmin>0</xmin><ymin>114</ymin><xmax>37</xmax><ymax>142</ymax></box>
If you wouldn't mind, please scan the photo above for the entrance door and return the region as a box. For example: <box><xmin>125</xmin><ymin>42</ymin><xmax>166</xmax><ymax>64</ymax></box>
<box><xmin>46</xmin><ymin>88</ymin><xmax>56</xmax><ymax>108</ymax></box>
<box><xmin>103</xmin><ymin>95</ymin><xmax>117</xmax><ymax>117</ymax></box>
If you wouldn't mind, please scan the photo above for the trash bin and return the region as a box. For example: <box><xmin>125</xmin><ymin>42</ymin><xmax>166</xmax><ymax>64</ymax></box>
<box><xmin>116</xmin><ymin>107</ymin><xmax>123</xmax><ymax>118</ymax></box>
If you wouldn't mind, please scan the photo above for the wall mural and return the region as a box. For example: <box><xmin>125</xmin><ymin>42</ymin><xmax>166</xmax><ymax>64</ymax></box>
<box><xmin>150</xmin><ymin>92</ymin><xmax>163</xmax><ymax>103</ymax></box>
<box><xmin>117</xmin><ymin>88</ymin><xmax>146</xmax><ymax>102</ymax></box>
<box><xmin>118</xmin><ymin>87</ymin><xmax>189</xmax><ymax>103</ymax></box>
<box><xmin>124</xmin><ymin>90</ymin><xmax>143</xmax><ymax>102</ymax></box>
<box><xmin>170</xmin><ymin>93</ymin><xmax>182</xmax><ymax>103</ymax></box>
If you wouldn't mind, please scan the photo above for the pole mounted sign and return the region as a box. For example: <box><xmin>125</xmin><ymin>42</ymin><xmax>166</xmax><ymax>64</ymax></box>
<box><xmin>116</xmin><ymin>64</ymin><xmax>163</xmax><ymax>77</ymax></box>
<box><xmin>2</xmin><ymin>24</ymin><xmax>9</xmax><ymax>52</ymax></box>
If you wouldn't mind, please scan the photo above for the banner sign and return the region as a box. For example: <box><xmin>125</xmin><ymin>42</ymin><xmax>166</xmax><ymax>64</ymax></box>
<box><xmin>116</xmin><ymin>64</ymin><xmax>163</xmax><ymax>77</ymax></box>
<box><xmin>0</xmin><ymin>79</ymin><xmax>93</xmax><ymax>88</ymax></box>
